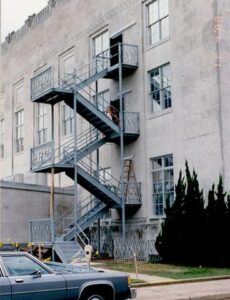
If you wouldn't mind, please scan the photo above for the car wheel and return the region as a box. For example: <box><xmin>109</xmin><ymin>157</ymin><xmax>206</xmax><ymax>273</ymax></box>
<box><xmin>86</xmin><ymin>295</ymin><xmax>104</xmax><ymax>300</ymax></box>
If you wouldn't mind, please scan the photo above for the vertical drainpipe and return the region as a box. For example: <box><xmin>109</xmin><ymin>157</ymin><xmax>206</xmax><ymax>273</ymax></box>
<box><xmin>214</xmin><ymin>0</ymin><xmax>225</xmax><ymax>182</ymax></box>
<box><xmin>119</xmin><ymin>43</ymin><xmax>125</xmax><ymax>240</ymax></box>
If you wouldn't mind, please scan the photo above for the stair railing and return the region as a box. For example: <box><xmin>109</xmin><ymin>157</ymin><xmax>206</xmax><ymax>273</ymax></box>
<box><xmin>56</xmin><ymin>195</ymin><xmax>104</xmax><ymax>238</ymax></box>
<box><xmin>76</xmin><ymin>223</ymin><xmax>90</xmax><ymax>247</ymax></box>
<box><xmin>31</xmin><ymin>126</ymin><xmax>105</xmax><ymax>170</ymax></box>
<box><xmin>30</xmin><ymin>43</ymin><xmax>138</xmax><ymax>101</ymax></box>
<box><xmin>62</xmin><ymin>148</ymin><xmax>142</xmax><ymax>205</ymax></box>
<box><xmin>61</xmin><ymin>71</ymin><xmax>120</xmax><ymax>127</ymax></box>
<box><xmin>77</xmin><ymin>156</ymin><xmax>120</xmax><ymax>193</ymax></box>
<box><xmin>76</xmin><ymin>75</ymin><xmax>120</xmax><ymax>123</ymax></box>
<box><xmin>61</xmin><ymin>127</ymin><xmax>102</xmax><ymax>164</ymax></box>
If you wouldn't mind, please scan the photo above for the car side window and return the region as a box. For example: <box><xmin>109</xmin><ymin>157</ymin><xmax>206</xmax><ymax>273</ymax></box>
<box><xmin>1</xmin><ymin>255</ymin><xmax>50</xmax><ymax>276</ymax></box>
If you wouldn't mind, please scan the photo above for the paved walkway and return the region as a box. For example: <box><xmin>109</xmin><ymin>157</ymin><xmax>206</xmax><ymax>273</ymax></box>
<box><xmin>136</xmin><ymin>279</ymin><xmax>230</xmax><ymax>300</ymax></box>
<box><xmin>75</xmin><ymin>262</ymin><xmax>230</xmax><ymax>299</ymax></box>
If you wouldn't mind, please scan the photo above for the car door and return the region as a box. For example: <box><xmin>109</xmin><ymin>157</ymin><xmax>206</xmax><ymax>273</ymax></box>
<box><xmin>1</xmin><ymin>254</ymin><xmax>66</xmax><ymax>300</ymax></box>
<box><xmin>0</xmin><ymin>267</ymin><xmax>11</xmax><ymax>300</ymax></box>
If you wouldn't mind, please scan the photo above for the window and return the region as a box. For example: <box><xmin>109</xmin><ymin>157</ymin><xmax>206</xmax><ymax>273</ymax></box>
<box><xmin>37</xmin><ymin>104</ymin><xmax>48</xmax><ymax>145</ymax></box>
<box><xmin>62</xmin><ymin>104</ymin><xmax>74</xmax><ymax>136</ymax></box>
<box><xmin>149</xmin><ymin>64</ymin><xmax>171</xmax><ymax>113</ymax></box>
<box><xmin>13</xmin><ymin>80</ymin><xmax>24</xmax><ymax>107</ymax></box>
<box><xmin>59</xmin><ymin>47</ymin><xmax>75</xmax><ymax>84</ymax></box>
<box><xmin>15</xmin><ymin>110</ymin><xmax>24</xmax><ymax>153</ymax></box>
<box><xmin>147</xmin><ymin>0</ymin><xmax>169</xmax><ymax>45</ymax></box>
<box><xmin>93</xmin><ymin>30</ymin><xmax>109</xmax><ymax>71</ymax></box>
<box><xmin>93</xmin><ymin>31</ymin><xmax>109</xmax><ymax>56</ymax></box>
<box><xmin>1</xmin><ymin>255</ymin><xmax>50</xmax><ymax>276</ymax></box>
<box><xmin>93</xmin><ymin>90</ymin><xmax>110</xmax><ymax>112</ymax></box>
<box><xmin>151</xmin><ymin>154</ymin><xmax>174</xmax><ymax>216</ymax></box>
<box><xmin>0</xmin><ymin>119</ymin><xmax>4</xmax><ymax>159</ymax></box>
<box><xmin>99</xmin><ymin>167</ymin><xmax>111</xmax><ymax>184</ymax></box>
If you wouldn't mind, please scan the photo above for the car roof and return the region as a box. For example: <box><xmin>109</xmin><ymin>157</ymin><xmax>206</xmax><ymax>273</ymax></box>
<box><xmin>0</xmin><ymin>252</ymin><xmax>28</xmax><ymax>255</ymax></box>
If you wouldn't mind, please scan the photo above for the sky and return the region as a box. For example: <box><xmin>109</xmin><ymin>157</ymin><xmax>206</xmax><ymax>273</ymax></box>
<box><xmin>1</xmin><ymin>0</ymin><xmax>48</xmax><ymax>41</ymax></box>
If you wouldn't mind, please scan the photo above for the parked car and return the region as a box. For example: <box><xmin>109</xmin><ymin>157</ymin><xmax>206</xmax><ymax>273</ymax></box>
<box><xmin>0</xmin><ymin>252</ymin><xmax>136</xmax><ymax>300</ymax></box>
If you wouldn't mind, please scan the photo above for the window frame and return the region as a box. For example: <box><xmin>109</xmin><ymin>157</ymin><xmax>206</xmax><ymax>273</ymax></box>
<box><xmin>1</xmin><ymin>254</ymin><xmax>53</xmax><ymax>277</ymax></box>
<box><xmin>147</xmin><ymin>0</ymin><xmax>169</xmax><ymax>46</ymax></box>
<box><xmin>93</xmin><ymin>30</ymin><xmax>109</xmax><ymax>57</ymax></box>
<box><xmin>92</xmin><ymin>30</ymin><xmax>110</xmax><ymax>72</ymax></box>
<box><xmin>149</xmin><ymin>63</ymin><xmax>171</xmax><ymax>113</ymax></box>
<box><xmin>93</xmin><ymin>89</ymin><xmax>110</xmax><ymax>113</ymax></box>
<box><xmin>62</xmin><ymin>103</ymin><xmax>74</xmax><ymax>137</ymax></box>
<box><xmin>15</xmin><ymin>109</ymin><xmax>24</xmax><ymax>153</ymax></box>
<box><xmin>151</xmin><ymin>154</ymin><xmax>174</xmax><ymax>217</ymax></box>
<box><xmin>37</xmin><ymin>103</ymin><xmax>48</xmax><ymax>145</ymax></box>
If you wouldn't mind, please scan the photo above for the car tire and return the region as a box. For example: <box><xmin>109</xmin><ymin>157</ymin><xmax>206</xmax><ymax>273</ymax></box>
<box><xmin>85</xmin><ymin>295</ymin><xmax>105</xmax><ymax>300</ymax></box>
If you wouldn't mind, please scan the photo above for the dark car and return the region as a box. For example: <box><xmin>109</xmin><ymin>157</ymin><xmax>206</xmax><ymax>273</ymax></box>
<box><xmin>0</xmin><ymin>252</ymin><xmax>136</xmax><ymax>300</ymax></box>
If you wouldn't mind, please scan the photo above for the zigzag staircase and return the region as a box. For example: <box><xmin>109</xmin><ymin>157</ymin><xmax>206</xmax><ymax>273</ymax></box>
<box><xmin>29</xmin><ymin>43</ymin><xmax>140</xmax><ymax>262</ymax></box>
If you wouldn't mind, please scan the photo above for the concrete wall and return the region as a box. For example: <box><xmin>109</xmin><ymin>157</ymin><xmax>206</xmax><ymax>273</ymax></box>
<box><xmin>0</xmin><ymin>181</ymin><xmax>73</xmax><ymax>243</ymax></box>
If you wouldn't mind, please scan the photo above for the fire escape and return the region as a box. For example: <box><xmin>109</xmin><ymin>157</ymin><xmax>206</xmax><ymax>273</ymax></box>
<box><xmin>29</xmin><ymin>43</ymin><xmax>141</xmax><ymax>262</ymax></box>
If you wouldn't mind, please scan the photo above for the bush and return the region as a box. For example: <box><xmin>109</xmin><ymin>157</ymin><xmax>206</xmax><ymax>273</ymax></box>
<box><xmin>156</xmin><ymin>163</ymin><xmax>230</xmax><ymax>266</ymax></box>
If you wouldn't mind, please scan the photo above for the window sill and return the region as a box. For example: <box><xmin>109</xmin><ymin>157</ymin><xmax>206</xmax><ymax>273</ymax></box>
<box><xmin>146</xmin><ymin>37</ymin><xmax>170</xmax><ymax>52</ymax></box>
<box><xmin>15</xmin><ymin>151</ymin><xmax>24</xmax><ymax>156</ymax></box>
<box><xmin>61</xmin><ymin>133</ymin><xmax>74</xmax><ymax>141</ymax></box>
<box><xmin>147</xmin><ymin>107</ymin><xmax>172</xmax><ymax>120</ymax></box>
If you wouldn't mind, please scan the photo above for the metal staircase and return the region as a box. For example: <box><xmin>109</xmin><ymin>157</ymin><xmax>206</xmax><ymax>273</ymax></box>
<box><xmin>29</xmin><ymin>42</ymin><xmax>140</xmax><ymax>261</ymax></box>
<box><xmin>54</xmin><ymin>241</ymin><xmax>85</xmax><ymax>263</ymax></box>
<box><xmin>55</xmin><ymin>196</ymin><xmax>108</xmax><ymax>242</ymax></box>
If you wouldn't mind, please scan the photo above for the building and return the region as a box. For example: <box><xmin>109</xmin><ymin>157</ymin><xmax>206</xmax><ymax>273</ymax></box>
<box><xmin>1</xmin><ymin>0</ymin><xmax>229</xmax><ymax>260</ymax></box>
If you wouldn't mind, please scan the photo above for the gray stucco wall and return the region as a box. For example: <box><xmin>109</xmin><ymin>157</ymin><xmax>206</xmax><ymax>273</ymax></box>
<box><xmin>0</xmin><ymin>181</ymin><xmax>73</xmax><ymax>243</ymax></box>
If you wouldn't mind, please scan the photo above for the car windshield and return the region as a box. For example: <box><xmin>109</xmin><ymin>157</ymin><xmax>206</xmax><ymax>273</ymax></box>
<box><xmin>1</xmin><ymin>255</ymin><xmax>50</xmax><ymax>276</ymax></box>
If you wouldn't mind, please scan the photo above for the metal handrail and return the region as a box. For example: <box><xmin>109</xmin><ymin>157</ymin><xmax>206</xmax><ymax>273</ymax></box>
<box><xmin>55</xmin><ymin>195</ymin><xmax>100</xmax><ymax>236</ymax></box>
<box><xmin>54</xmin><ymin>195</ymin><xmax>92</xmax><ymax>227</ymax></box>
<box><xmin>31</xmin><ymin>126</ymin><xmax>103</xmax><ymax>170</ymax></box>
<box><xmin>30</xmin><ymin>43</ymin><xmax>138</xmax><ymax>101</ymax></box>
<box><xmin>76</xmin><ymin>223</ymin><xmax>89</xmax><ymax>245</ymax></box>
<box><xmin>78</xmin><ymin>157</ymin><xmax>120</xmax><ymax>190</ymax></box>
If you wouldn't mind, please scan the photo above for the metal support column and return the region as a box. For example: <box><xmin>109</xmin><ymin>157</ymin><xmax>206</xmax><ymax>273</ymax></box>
<box><xmin>50</xmin><ymin>105</ymin><xmax>55</xmax><ymax>260</ymax></box>
<box><xmin>118</xmin><ymin>43</ymin><xmax>125</xmax><ymax>240</ymax></box>
<box><xmin>73</xmin><ymin>70</ymin><xmax>78</xmax><ymax>241</ymax></box>
<box><xmin>95</xmin><ymin>79</ymin><xmax>101</xmax><ymax>257</ymax></box>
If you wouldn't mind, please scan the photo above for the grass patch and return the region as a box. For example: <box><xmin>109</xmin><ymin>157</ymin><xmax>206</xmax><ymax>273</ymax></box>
<box><xmin>95</xmin><ymin>260</ymin><xmax>230</xmax><ymax>280</ymax></box>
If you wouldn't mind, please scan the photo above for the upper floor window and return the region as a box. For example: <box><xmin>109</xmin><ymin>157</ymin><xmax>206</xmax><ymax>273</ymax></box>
<box><xmin>149</xmin><ymin>63</ymin><xmax>171</xmax><ymax>113</ymax></box>
<box><xmin>93</xmin><ymin>89</ymin><xmax>110</xmax><ymax>112</ymax></box>
<box><xmin>151</xmin><ymin>154</ymin><xmax>174</xmax><ymax>216</ymax></box>
<box><xmin>13</xmin><ymin>79</ymin><xmax>24</xmax><ymax>107</ymax></box>
<box><xmin>93</xmin><ymin>31</ymin><xmax>109</xmax><ymax>57</ymax></box>
<box><xmin>0</xmin><ymin>119</ymin><xmax>4</xmax><ymax>159</ymax></box>
<box><xmin>62</xmin><ymin>104</ymin><xmax>74</xmax><ymax>136</ymax></box>
<box><xmin>59</xmin><ymin>47</ymin><xmax>75</xmax><ymax>84</ymax></box>
<box><xmin>93</xmin><ymin>31</ymin><xmax>109</xmax><ymax>71</ymax></box>
<box><xmin>37</xmin><ymin>103</ymin><xmax>48</xmax><ymax>145</ymax></box>
<box><xmin>15</xmin><ymin>110</ymin><xmax>24</xmax><ymax>153</ymax></box>
<box><xmin>147</xmin><ymin>0</ymin><xmax>169</xmax><ymax>45</ymax></box>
